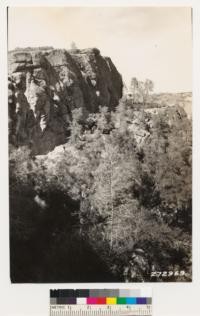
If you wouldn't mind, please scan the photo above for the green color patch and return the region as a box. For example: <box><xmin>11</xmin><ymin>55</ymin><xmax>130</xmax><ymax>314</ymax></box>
<box><xmin>117</xmin><ymin>297</ymin><xmax>126</xmax><ymax>304</ymax></box>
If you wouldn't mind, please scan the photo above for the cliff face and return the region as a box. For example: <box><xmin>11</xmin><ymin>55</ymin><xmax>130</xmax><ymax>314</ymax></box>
<box><xmin>8</xmin><ymin>48</ymin><xmax>123</xmax><ymax>154</ymax></box>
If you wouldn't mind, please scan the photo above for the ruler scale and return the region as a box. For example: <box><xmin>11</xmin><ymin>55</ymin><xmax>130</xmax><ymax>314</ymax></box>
<box><xmin>50</xmin><ymin>305</ymin><xmax>152</xmax><ymax>316</ymax></box>
<box><xmin>50</xmin><ymin>289</ymin><xmax>152</xmax><ymax>316</ymax></box>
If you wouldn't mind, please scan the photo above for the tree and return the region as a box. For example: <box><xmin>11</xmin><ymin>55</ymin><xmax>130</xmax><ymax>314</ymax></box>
<box><xmin>130</xmin><ymin>78</ymin><xmax>154</xmax><ymax>105</ymax></box>
<box><xmin>144</xmin><ymin>79</ymin><xmax>154</xmax><ymax>104</ymax></box>
<box><xmin>70</xmin><ymin>41</ymin><xmax>78</xmax><ymax>51</ymax></box>
<box><xmin>138</xmin><ymin>79</ymin><xmax>154</xmax><ymax>105</ymax></box>
<box><xmin>69</xmin><ymin>108</ymin><xmax>84</xmax><ymax>144</ymax></box>
<box><xmin>130</xmin><ymin>77</ymin><xmax>139</xmax><ymax>103</ymax></box>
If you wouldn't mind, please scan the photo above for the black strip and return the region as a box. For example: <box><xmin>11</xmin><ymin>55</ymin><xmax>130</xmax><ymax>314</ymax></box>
<box><xmin>75</xmin><ymin>289</ymin><xmax>90</xmax><ymax>297</ymax></box>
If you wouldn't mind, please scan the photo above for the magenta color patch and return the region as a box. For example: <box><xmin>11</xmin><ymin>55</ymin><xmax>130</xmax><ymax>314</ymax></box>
<box><xmin>87</xmin><ymin>297</ymin><xmax>98</xmax><ymax>304</ymax></box>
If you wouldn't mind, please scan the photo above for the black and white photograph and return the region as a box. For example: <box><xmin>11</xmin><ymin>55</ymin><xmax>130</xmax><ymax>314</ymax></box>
<box><xmin>8</xmin><ymin>6</ymin><xmax>192</xmax><ymax>283</ymax></box>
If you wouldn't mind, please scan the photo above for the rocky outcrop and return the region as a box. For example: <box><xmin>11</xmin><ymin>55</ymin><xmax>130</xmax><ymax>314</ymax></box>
<box><xmin>149</xmin><ymin>92</ymin><xmax>192</xmax><ymax>119</ymax></box>
<box><xmin>8</xmin><ymin>48</ymin><xmax>123</xmax><ymax>154</ymax></box>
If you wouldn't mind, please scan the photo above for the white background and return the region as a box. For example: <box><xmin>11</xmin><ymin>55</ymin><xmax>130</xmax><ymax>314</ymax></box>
<box><xmin>0</xmin><ymin>1</ymin><xmax>199</xmax><ymax>315</ymax></box>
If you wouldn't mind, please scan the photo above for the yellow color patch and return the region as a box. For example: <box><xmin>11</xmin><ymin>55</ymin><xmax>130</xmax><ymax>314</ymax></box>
<box><xmin>106</xmin><ymin>297</ymin><xmax>117</xmax><ymax>305</ymax></box>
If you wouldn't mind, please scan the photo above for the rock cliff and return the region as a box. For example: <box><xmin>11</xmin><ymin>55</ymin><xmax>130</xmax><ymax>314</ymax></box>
<box><xmin>8</xmin><ymin>48</ymin><xmax>123</xmax><ymax>154</ymax></box>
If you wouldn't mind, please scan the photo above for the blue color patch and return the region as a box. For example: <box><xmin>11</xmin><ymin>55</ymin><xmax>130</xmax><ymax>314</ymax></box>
<box><xmin>126</xmin><ymin>297</ymin><xmax>137</xmax><ymax>304</ymax></box>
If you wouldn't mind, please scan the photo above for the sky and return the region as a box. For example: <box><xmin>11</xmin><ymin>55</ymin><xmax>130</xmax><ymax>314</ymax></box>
<box><xmin>8</xmin><ymin>7</ymin><xmax>192</xmax><ymax>93</ymax></box>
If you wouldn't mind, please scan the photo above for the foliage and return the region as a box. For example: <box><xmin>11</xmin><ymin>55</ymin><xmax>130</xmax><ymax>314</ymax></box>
<box><xmin>70</xmin><ymin>41</ymin><xmax>78</xmax><ymax>51</ymax></box>
<box><xmin>9</xmin><ymin>98</ymin><xmax>192</xmax><ymax>282</ymax></box>
<box><xmin>130</xmin><ymin>77</ymin><xmax>154</xmax><ymax>104</ymax></box>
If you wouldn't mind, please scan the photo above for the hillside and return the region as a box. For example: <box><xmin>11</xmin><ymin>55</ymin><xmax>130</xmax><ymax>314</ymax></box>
<box><xmin>9</xmin><ymin>47</ymin><xmax>192</xmax><ymax>283</ymax></box>
<box><xmin>149</xmin><ymin>92</ymin><xmax>192</xmax><ymax>119</ymax></box>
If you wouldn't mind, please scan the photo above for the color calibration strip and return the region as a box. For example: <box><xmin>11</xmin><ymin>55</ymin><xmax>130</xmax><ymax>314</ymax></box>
<box><xmin>50</xmin><ymin>289</ymin><xmax>152</xmax><ymax>315</ymax></box>
<box><xmin>50</xmin><ymin>289</ymin><xmax>152</xmax><ymax>305</ymax></box>
<box><xmin>50</xmin><ymin>296</ymin><xmax>152</xmax><ymax>305</ymax></box>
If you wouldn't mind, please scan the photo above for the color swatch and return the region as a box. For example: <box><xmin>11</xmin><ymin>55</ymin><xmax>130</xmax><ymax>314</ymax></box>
<box><xmin>50</xmin><ymin>289</ymin><xmax>152</xmax><ymax>305</ymax></box>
